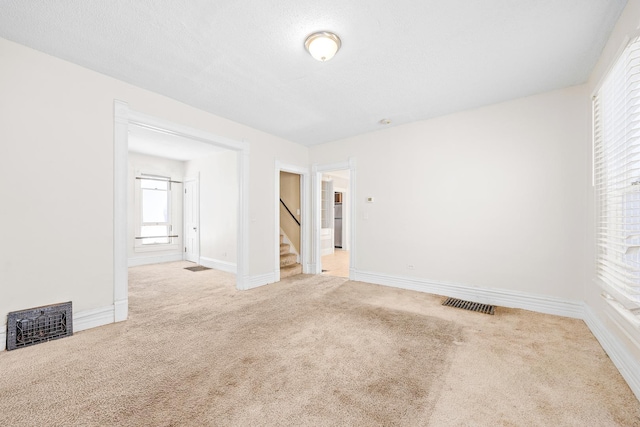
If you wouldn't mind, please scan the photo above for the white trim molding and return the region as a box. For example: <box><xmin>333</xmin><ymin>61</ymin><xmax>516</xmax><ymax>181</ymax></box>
<box><xmin>0</xmin><ymin>329</ymin><xmax>6</xmax><ymax>351</ymax></box>
<box><xmin>237</xmin><ymin>142</ymin><xmax>250</xmax><ymax>290</ymax></box>
<box><xmin>74</xmin><ymin>305</ymin><xmax>116</xmax><ymax>332</ymax></box>
<box><xmin>114</xmin><ymin>100</ymin><xmax>129</xmax><ymax>322</ymax></box>
<box><xmin>128</xmin><ymin>253</ymin><xmax>184</xmax><ymax>267</ymax></box>
<box><xmin>199</xmin><ymin>257</ymin><xmax>237</xmax><ymax>274</ymax></box>
<box><xmin>114</xmin><ymin>299</ymin><xmax>128</xmax><ymax>323</ymax></box>
<box><xmin>583</xmin><ymin>304</ymin><xmax>640</xmax><ymax>402</ymax></box>
<box><xmin>245</xmin><ymin>272</ymin><xmax>277</xmax><ymax>290</ymax></box>
<box><xmin>352</xmin><ymin>269</ymin><xmax>584</xmax><ymax>319</ymax></box>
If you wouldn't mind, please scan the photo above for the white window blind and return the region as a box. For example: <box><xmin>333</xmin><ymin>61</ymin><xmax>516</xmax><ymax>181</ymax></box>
<box><xmin>594</xmin><ymin>36</ymin><xmax>640</xmax><ymax>311</ymax></box>
<box><xmin>139</xmin><ymin>176</ymin><xmax>171</xmax><ymax>245</ymax></box>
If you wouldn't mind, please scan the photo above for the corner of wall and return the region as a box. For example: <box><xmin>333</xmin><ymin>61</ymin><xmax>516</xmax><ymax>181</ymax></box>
<box><xmin>199</xmin><ymin>257</ymin><xmax>237</xmax><ymax>274</ymax></box>
<box><xmin>246</xmin><ymin>272</ymin><xmax>277</xmax><ymax>290</ymax></box>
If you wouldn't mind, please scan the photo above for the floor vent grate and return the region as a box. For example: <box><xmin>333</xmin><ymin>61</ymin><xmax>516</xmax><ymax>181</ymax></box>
<box><xmin>442</xmin><ymin>297</ymin><xmax>495</xmax><ymax>315</ymax></box>
<box><xmin>184</xmin><ymin>265</ymin><xmax>211</xmax><ymax>272</ymax></box>
<box><xmin>6</xmin><ymin>302</ymin><xmax>73</xmax><ymax>350</ymax></box>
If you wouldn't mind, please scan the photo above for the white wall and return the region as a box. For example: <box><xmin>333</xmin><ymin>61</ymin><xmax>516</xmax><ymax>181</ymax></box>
<box><xmin>1</xmin><ymin>39</ymin><xmax>116</xmax><ymax>335</ymax></box>
<box><xmin>251</xmin><ymin>143</ymin><xmax>310</xmax><ymax>279</ymax></box>
<box><xmin>127</xmin><ymin>152</ymin><xmax>184</xmax><ymax>266</ymax></box>
<box><xmin>311</xmin><ymin>85</ymin><xmax>589</xmax><ymax>302</ymax></box>
<box><xmin>0</xmin><ymin>37</ymin><xmax>309</xmax><ymax>345</ymax></box>
<box><xmin>184</xmin><ymin>150</ymin><xmax>238</xmax><ymax>268</ymax></box>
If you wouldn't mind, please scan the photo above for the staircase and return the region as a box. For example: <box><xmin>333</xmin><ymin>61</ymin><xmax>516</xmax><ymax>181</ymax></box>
<box><xmin>280</xmin><ymin>234</ymin><xmax>302</xmax><ymax>279</ymax></box>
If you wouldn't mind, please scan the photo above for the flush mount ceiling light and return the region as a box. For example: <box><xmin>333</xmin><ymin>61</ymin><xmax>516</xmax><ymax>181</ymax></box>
<box><xmin>304</xmin><ymin>31</ymin><xmax>341</xmax><ymax>62</ymax></box>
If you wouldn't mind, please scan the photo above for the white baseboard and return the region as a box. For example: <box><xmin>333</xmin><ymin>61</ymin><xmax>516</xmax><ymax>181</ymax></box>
<box><xmin>352</xmin><ymin>270</ymin><xmax>584</xmax><ymax>319</ymax></box>
<box><xmin>245</xmin><ymin>272</ymin><xmax>277</xmax><ymax>290</ymax></box>
<box><xmin>200</xmin><ymin>257</ymin><xmax>237</xmax><ymax>274</ymax></box>
<box><xmin>114</xmin><ymin>298</ymin><xmax>128</xmax><ymax>322</ymax></box>
<box><xmin>583</xmin><ymin>304</ymin><xmax>640</xmax><ymax>401</ymax></box>
<box><xmin>128</xmin><ymin>253</ymin><xmax>183</xmax><ymax>267</ymax></box>
<box><xmin>307</xmin><ymin>263</ymin><xmax>317</xmax><ymax>275</ymax></box>
<box><xmin>0</xmin><ymin>329</ymin><xmax>5</xmax><ymax>351</ymax></box>
<box><xmin>74</xmin><ymin>305</ymin><xmax>115</xmax><ymax>332</ymax></box>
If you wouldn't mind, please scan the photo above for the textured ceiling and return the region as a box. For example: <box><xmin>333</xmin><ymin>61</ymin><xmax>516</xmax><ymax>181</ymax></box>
<box><xmin>0</xmin><ymin>1</ymin><xmax>627</xmax><ymax>146</ymax></box>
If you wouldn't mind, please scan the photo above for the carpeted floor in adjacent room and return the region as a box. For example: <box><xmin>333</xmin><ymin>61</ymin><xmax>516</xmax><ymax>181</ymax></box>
<box><xmin>0</xmin><ymin>261</ymin><xmax>638</xmax><ymax>426</ymax></box>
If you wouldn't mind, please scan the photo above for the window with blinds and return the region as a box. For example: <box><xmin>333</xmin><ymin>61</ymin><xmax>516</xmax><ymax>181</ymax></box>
<box><xmin>133</xmin><ymin>174</ymin><xmax>176</xmax><ymax>249</ymax></box>
<box><xmin>140</xmin><ymin>177</ymin><xmax>171</xmax><ymax>245</ymax></box>
<box><xmin>593</xmin><ymin>35</ymin><xmax>640</xmax><ymax>315</ymax></box>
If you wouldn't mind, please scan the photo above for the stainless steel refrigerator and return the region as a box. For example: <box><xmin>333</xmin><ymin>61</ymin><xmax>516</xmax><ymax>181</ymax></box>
<box><xmin>334</xmin><ymin>203</ymin><xmax>342</xmax><ymax>248</ymax></box>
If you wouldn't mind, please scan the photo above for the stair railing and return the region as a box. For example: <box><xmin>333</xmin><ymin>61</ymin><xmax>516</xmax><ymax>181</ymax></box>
<box><xmin>280</xmin><ymin>199</ymin><xmax>300</xmax><ymax>226</ymax></box>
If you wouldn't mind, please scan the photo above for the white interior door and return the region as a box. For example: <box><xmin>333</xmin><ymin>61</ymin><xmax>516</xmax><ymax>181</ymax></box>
<box><xmin>184</xmin><ymin>179</ymin><xmax>200</xmax><ymax>263</ymax></box>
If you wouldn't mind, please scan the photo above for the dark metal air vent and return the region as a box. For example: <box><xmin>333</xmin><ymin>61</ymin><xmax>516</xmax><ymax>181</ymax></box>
<box><xmin>442</xmin><ymin>297</ymin><xmax>495</xmax><ymax>315</ymax></box>
<box><xmin>6</xmin><ymin>302</ymin><xmax>73</xmax><ymax>350</ymax></box>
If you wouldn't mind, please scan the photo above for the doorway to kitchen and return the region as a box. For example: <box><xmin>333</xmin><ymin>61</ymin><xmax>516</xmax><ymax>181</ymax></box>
<box><xmin>317</xmin><ymin>168</ymin><xmax>351</xmax><ymax>278</ymax></box>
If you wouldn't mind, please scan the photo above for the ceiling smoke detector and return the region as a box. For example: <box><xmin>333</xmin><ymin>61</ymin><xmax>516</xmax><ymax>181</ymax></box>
<box><xmin>305</xmin><ymin>31</ymin><xmax>341</xmax><ymax>62</ymax></box>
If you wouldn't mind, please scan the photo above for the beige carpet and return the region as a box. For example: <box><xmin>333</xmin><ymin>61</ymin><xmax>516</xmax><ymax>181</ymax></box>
<box><xmin>0</xmin><ymin>261</ymin><xmax>639</xmax><ymax>426</ymax></box>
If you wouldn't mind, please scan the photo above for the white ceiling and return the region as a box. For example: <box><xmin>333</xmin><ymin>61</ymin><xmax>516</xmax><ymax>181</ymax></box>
<box><xmin>0</xmin><ymin>1</ymin><xmax>627</xmax><ymax>146</ymax></box>
<box><xmin>128</xmin><ymin>124</ymin><xmax>224</xmax><ymax>161</ymax></box>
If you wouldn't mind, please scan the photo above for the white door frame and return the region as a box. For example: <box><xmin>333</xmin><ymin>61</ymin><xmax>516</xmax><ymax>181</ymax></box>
<box><xmin>275</xmin><ymin>161</ymin><xmax>309</xmax><ymax>280</ymax></box>
<box><xmin>114</xmin><ymin>100</ymin><xmax>250</xmax><ymax>322</ymax></box>
<box><xmin>183</xmin><ymin>177</ymin><xmax>200</xmax><ymax>263</ymax></box>
<box><xmin>312</xmin><ymin>158</ymin><xmax>356</xmax><ymax>278</ymax></box>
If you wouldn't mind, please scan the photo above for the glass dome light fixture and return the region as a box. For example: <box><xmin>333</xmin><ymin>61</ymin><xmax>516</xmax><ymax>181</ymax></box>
<box><xmin>304</xmin><ymin>31</ymin><xmax>341</xmax><ymax>62</ymax></box>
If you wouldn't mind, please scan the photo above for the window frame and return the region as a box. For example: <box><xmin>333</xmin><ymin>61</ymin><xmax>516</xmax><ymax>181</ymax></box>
<box><xmin>134</xmin><ymin>173</ymin><xmax>179</xmax><ymax>252</ymax></box>
<box><xmin>593</xmin><ymin>33</ymin><xmax>640</xmax><ymax>322</ymax></box>
<box><xmin>140</xmin><ymin>176</ymin><xmax>171</xmax><ymax>245</ymax></box>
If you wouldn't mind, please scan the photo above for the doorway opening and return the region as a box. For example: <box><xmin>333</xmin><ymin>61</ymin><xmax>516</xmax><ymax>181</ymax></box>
<box><xmin>275</xmin><ymin>162</ymin><xmax>309</xmax><ymax>281</ymax></box>
<box><xmin>115</xmin><ymin>101</ymin><xmax>250</xmax><ymax>322</ymax></box>
<box><xmin>279</xmin><ymin>171</ymin><xmax>302</xmax><ymax>279</ymax></box>
<box><xmin>313</xmin><ymin>160</ymin><xmax>355</xmax><ymax>279</ymax></box>
<box><xmin>127</xmin><ymin>124</ymin><xmax>238</xmax><ymax>274</ymax></box>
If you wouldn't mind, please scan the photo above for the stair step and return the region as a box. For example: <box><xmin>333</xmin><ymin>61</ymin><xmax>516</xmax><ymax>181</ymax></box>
<box><xmin>280</xmin><ymin>252</ymin><xmax>297</xmax><ymax>267</ymax></box>
<box><xmin>280</xmin><ymin>234</ymin><xmax>284</xmax><ymax>244</ymax></box>
<box><xmin>280</xmin><ymin>263</ymin><xmax>302</xmax><ymax>279</ymax></box>
<box><xmin>280</xmin><ymin>243</ymin><xmax>290</xmax><ymax>255</ymax></box>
